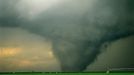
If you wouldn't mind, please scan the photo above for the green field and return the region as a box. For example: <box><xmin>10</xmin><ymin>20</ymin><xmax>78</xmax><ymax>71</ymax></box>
<box><xmin>0</xmin><ymin>72</ymin><xmax>134</xmax><ymax>75</ymax></box>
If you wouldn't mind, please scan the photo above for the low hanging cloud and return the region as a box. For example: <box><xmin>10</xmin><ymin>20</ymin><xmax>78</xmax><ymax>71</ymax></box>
<box><xmin>0</xmin><ymin>0</ymin><xmax>134</xmax><ymax>71</ymax></box>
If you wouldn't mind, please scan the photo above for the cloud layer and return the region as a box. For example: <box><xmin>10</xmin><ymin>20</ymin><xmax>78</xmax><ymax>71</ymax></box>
<box><xmin>0</xmin><ymin>0</ymin><xmax>134</xmax><ymax>71</ymax></box>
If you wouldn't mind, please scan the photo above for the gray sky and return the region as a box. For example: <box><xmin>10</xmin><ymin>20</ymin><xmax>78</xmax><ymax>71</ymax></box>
<box><xmin>0</xmin><ymin>27</ymin><xmax>61</xmax><ymax>72</ymax></box>
<box><xmin>86</xmin><ymin>36</ymin><xmax>134</xmax><ymax>71</ymax></box>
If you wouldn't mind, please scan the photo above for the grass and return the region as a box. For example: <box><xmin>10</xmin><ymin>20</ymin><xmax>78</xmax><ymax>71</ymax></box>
<box><xmin>0</xmin><ymin>72</ymin><xmax>134</xmax><ymax>75</ymax></box>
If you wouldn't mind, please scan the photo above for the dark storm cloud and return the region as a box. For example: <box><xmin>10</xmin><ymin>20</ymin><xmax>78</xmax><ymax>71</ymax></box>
<box><xmin>0</xmin><ymin>0</ymin><xmax>134</xmax><ymax>71</ymax></box>
<box><xmin>0</xmin><ymin>0</ymin><xmax>20</xmax><ymax>27</ymax></box>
